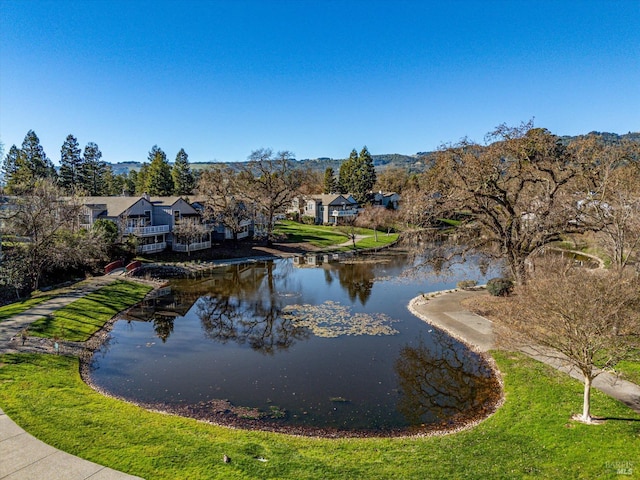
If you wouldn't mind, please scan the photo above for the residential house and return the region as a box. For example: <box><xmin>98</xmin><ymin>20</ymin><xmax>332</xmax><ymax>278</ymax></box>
<box><xmin>149</xmin><ymin>197</ymin><xmax>211</xmax><ymax>252</ymax></box>
<box><xmin>79</xmin><ymin>194</ymin><xmax>213</xmax><ymax>254</ymax></box>
<box><xmin>79</xmin><ymin>195</ymin><xmax>169</xmax><ymax>254</ymax></box>
<box><xmin>189</xmin><ymin>198</ymin><xmax>254</xmax><ymax>242</ymax></box>
<box><xmin>371</xmin><ymin>191</ymin><xmax>400</xmax><ymax>210</ymax></box>
<box><xmin>296</xmin><ymin>194</ymin><xmax>360</xmax><ymax>225</ymax></box>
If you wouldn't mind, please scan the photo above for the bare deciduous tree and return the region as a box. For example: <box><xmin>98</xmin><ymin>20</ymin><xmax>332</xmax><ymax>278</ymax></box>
<box><xmin>243</xmin><ymin>149</ymin><xmax>304</xmax><ymax>245</ymax></box>
<box><xmin>197</xmin><ymin>166</ymin><xmax>251</xmax><ymax>244</ymax></box>
<box><xmin>356</xmin><ymin>206</ymin><xmax>395</xmax><ymax>242</ymax></box>
<box><xmin>506</xmin><ymin>260</ymin><xmax>640</xmax><ymax>423</ymax></box>
<box><xmin>1</xmin><ymin>180</ymin><xmax>106</xmax><ymax>292</ymax></box>
<box><xmin>579</xmin><ymin>142</ymin><xmax>640</xmax><ymax>270</ymax></box>
<box><xmin>413</xmin><ymin>123</ymin><xmax>605</xmax><ymax>284</ymax></box>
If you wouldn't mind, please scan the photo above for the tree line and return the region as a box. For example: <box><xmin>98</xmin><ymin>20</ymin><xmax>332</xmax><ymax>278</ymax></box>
<box><xmin>1</xmin><ymin>130</ymin><xmax>196</xmax><ymax>196</ymax></box>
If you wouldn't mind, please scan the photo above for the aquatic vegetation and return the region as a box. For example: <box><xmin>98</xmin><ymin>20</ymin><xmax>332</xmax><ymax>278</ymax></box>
<box><xmin>281</xmin><ymin>300</ymin><xmax>399</xmax><ymax>338</ymax></box>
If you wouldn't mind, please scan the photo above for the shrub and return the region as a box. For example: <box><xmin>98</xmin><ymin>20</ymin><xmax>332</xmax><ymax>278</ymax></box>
<box><xmin>456</xmin><ymin>279</ymin><xmax>478</xmax><ymax>290</ymax></box>
<box><xmin>486</xmin><ymin>277</ymin><xmax>514</xmax><ymax>296</ymax></box>
<box><xmin>300</xmin><ymin>215</ymin><xmax>316</xmax><ymax>225</ymax></box>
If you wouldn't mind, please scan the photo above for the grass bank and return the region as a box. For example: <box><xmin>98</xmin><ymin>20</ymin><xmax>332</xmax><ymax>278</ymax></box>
<box><xmin>27</xmin><ymin>280</ymin><xmax>152</xmax><ymax>341</ymax></box>
<box><xmin>274</xmin><ymin>220</ymin><xmax>399</xmax><ymax>250</ymax></box>
<box><xmin>0</xmin><ymin>351</ymin><xmax>637</xmax><ymax>479</ymax></box>
<box><xmin>0</xmin><ymin>295</ymin><xmax>54</xmax><ymax>322</ymax></box>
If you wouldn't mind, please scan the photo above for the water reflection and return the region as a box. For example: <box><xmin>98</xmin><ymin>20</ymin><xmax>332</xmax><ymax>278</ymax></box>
<box><xmin>153</xmin><ymin>315</ymin><xmax>175</xmax><ymax>343</ymax></box>
<box><xmin>395</xmin><ymin>330</ymin><xmax>500</xmax><ymax>425</ymax></box>
<box><xmin>336</xmin><ymin>261</ymin><xmax>375</xmax><ymax>304</ymax></box>
<box><xmin>89</xmin><ymin>251</ymin><xmax>503</xmax><ymax>434</ymax></box>
<box><xmin>197</xmin><ymin>294</ymin><xmax>311</xmax><ymax>353</ymax></box>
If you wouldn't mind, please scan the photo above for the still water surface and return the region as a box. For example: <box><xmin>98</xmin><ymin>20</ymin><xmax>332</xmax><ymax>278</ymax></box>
<box><xmin>89</xmin><ymin>251</ymin><xmax>500</xmax><ymax>434</ymax></box>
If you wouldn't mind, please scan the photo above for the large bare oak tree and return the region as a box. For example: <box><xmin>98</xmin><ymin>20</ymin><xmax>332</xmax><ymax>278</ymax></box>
<box><xmin>413</xmin><ymin>123</ymin><xmax>613</xmax><ymax>284</ymax></box>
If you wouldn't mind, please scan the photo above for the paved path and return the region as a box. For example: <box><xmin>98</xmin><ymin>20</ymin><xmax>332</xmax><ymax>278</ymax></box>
<box><xmin>0</xmin><ymin>276</ymin><xmax>118</xmax><ymax>354</ymax></box>
<box><xmin>0</xmin><ymin>277</ymin><xmax>144</xmax><ymax>479</ymax></box>
<box><xmin>0</xmin><ymin>407</ymin><xmax>142</xmax><ymax>480</ymax></box>
<box><xmin>409</xmin><ymin>288</ymin><xmax>640</xmax><ymax>414</ymax></box>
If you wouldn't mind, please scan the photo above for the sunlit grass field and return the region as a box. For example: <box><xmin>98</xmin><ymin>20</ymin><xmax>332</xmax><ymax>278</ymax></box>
<box><xmin>0</xmin><ymin>351</ymin><xmax>638</xmax><ymax>479</ymax></box>
<box><xmin>28</xmin><ymin>281</ymin><xmax>152</xmax><ymax>341</ymax></box>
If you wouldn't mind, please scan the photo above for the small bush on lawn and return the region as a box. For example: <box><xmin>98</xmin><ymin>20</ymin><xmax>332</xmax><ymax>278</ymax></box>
<box><xmin>486</xmin><ymin>277</ymin><xmax>514</xmax><ymax>296</ymax></box>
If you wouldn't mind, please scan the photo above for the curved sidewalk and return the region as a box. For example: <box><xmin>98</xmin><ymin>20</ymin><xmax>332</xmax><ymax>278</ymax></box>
<box><xmin>0</xmin><ymin>277</ymin><xmax>144</xmax><ymax>479</ymax></box>
<box><xmin>0</xmin><ymin>407</ymin><xmax>142</xmax><ymax>479</ymax></box>
<box><xmin>409</xmin><ymin>288</ymin><xmax>640</xmax><ymax>414</ymax></box>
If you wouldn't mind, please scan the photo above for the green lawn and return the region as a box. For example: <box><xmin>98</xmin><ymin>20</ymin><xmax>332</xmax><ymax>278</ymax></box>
<box><xmin>274</xmin><ymin>221</ymin><xmax>350</xmax><ymax>247</ymax></box>
<box><xmin>0</xmin><ymin>351</ymin><xmax>637</xmax><ymax>479</ymax></box>
<box><xmin>617</xmin><ymin>360</ymin><xmax>640</xmax><ymax>385</ymax></box>
<box><xmin>0</xmin><ymin>295</ymin><xmax>54</xmax><ymax>322</ymax></box>
<box><xmin>275</xmin><ymin>220</ymin><xmax>399</xmax><ymax>250</ymax></box>
<box><xmin>28</xmin><ymin>280</ymin><xmax>152</xmax><ymax>341</ymax></box>
<box><xmin>353</xmin><ymin>233</ymin><xmax>399</xmax><ymax>249</ymax></box>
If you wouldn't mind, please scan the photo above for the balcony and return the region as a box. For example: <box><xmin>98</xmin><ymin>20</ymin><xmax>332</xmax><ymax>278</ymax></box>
<box><xmin>125</xmin><ymin>224</ymin><xmax>170</xmax><ymax>236</ymax></box>
<box><xmin>137</xmin><ymin>242</ymin><xmax>166</xmax><ymax>254</ymax></box>
<box><xmin>173</xmin><ymin>241</ymin><xmax>211</xmax><ymax>252</ymax></box>
<box><xmin>330</xmin><ymin>208</ymin><xmax>358</xmax><ymax>217</ymax></box>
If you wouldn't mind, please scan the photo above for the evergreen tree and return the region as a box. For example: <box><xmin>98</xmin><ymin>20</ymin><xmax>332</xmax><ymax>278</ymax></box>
<box><xmin>1</xmin><ymin>145</ymin><xmax>20</xmax><ymax>189</ymax></box>
<box><xmin>125</xmin><ymin>169</ymin><xmax>138</xmax><ymax>195</ymax></box>
<box><xmin>58</xmin><ymin>134</ymin><xmax>83</xmax><ymax>194</ymax></box>
<box><xmin>323</xmin><ymin>167</ymin><xmax>337</xmax><ymax>194</ymax></box>
<box><xmin>337</xmin><ymin>146</ymin><xmax>377</xmax><ymax>203</ymax></box>
<box><xmin>354</xmin><ymin>146</ymin><xmax>376</xmax><ymax>204</ymax></box>
<box><xmin>145</xmin><ymin>145</ymin><xmax>174</xmax><ymax>196</ymax></box>
<box><xmin>103</xmin><ymin>165</ymin><xmax>123</xmax><ymax>195</ymax></box>
<box><xmin>171</xmin><ymin>148</ymin><xmax>195</xmax><ymax>195</ymax></box>
<box><xmin>80</xmin><ymin>142</ymin><xmax>107</xmax><ymax>195</ymax></box>
<box><xmin>21</xmin><ymin>130</ymin><xmax>56</xmax><ymax>181</ymax></box>
<box><xmin>338</xmin><ymin>149</ymin><xmax>358</xmax><ymax>194</ymax></box>
<box><xmin>135</xmin><ymin>164</ymin><xmax>148</xmax><ymax>194</ymax></box>
<box><xmin>5</xmin><ymin>131</ymin><xmax>56</xmax><ymax>192</ymax></box>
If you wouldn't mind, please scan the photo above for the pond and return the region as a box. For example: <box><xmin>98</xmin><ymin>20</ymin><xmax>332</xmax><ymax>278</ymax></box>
<box><xmin>88</xmin><ymin>250</ymin><xmax>502</xmax><ymax>436</ymax></box>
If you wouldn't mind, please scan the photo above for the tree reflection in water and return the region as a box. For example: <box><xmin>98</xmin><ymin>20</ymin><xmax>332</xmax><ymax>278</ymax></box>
<box><xmin>394</xmin><ymin>329</ymin><xmax>500</xmax><ymax>425</ymax></box>
<box><xmin>195</xmin><ymin>261</ymin><xmax>310</xmax><ymax>354</ymax></box>
<box><xmin>153</xmin><ymin>315</ymin><xmax>175</xmax><ymax>343</ymax></box>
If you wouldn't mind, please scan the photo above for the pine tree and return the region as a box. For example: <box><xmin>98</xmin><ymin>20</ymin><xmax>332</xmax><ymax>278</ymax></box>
<box><xmin>5</xmin><ymin>131</ymin><xmax>57</xmax><ymax>192</ymax></box>
<box><xmin>1</xmin><ymin>145</ymin><xmax>21</xmax><ymax>190</ymax></box>
<box><xmin>80</xmin><ymin>142</ymin><xmax>107</xmax><ymax>195</ymax></box>
<box><xmin>58</xmin><ymin>134</ymin><xmax>83</xmax><ymax>194</ymax></box>
<box><xmin>21</xmin><ymin>130</ymin><xmax>56</xmax><ymax>181</ymax></box>
<box><xmin>323</xmin><ymin>167</ymin><xmax>337</xmax><ymax>194</ymax></box>
<box><xmin>354</xmin><ymin>146</ymin><xmax>376</xmax><ymax>204</ymax></box>
<box><xmin>145</xmin><ymin>145</ymin><xmax>174</xmax><ymax>196</ymax></box>
<box><xmin>336</xmin><ymin>147</ymin><xmax>377</xmax><ymax>203</ymax></box>
<box><xmin>338</xmin><ymin>149</ymin><xmax>358</xmax><ymax>194</ymax></box>
<box><xmin>135</xmin><ymin>164</ymin><xmax>148</xmax><ymax>194</ymax></box>
<box><xmin>171</xmin><ymin>148</ymin><xmax>195</xmax><ymax>195</ymax></box>
<box><xmin>125</xmin><ymin>169</ymin><xmax>138</xmax><ymax>195</ymax></box>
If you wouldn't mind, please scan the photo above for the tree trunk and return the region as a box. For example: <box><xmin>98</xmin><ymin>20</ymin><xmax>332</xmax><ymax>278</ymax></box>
<box><xmin>581</xmin><ymin>374</ymin><xmax>592</xmax><ymax>423</ymax></box>
<box><xmin>509</xmin><ymin>254</ymin><xmax>528</xmax><ymax>286</ymax></box>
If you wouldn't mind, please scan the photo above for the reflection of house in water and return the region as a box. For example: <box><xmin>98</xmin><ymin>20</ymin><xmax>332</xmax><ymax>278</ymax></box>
<box><xmin>172</xmin><ymin>261</ymin><xmax>272</xmax><ymax>297</ymax></box>
<box><xmin>293</xmin><ymin>253</ymin><xmax>349</xmax><ymax>268</ymax></box>
<box><xmin>121</xmin><ymin>286</ymin><xmax>196</xmax><ymax>322</ymax></box>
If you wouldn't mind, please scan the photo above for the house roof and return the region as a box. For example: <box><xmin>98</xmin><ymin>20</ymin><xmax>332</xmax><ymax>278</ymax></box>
<box><xmin>308</xmin><ymin>194</ymin><xmax>358</xmax><ymax>206</ymax></box>
<box><xmin>80</xmin><ymin>196</ymin><xmax>148</xmax><ymax>217</ymax></box>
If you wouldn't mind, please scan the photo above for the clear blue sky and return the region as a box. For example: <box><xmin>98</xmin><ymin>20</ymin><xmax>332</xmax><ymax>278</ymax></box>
<box><xmin>1</xmin><ymin>0</ymin><xmax>639</xmax><ymax>165</ymax></box>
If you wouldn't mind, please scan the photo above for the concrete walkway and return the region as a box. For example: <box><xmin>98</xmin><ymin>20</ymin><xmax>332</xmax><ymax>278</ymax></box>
<box><xmin>409</xmin><ymin>288</ymin><xmax>640</xmax><ymax>414</ymax></box>
<box><xmin>0</xmin><ymin>277</ymin><xmax>144</xmax><ymax>479</ymax></box>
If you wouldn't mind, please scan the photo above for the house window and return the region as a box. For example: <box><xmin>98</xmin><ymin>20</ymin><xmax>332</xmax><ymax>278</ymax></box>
<box><xmin>174</xmin><ymin>210</ymin><xmax>180</xmax><ymax>224</ymax></box>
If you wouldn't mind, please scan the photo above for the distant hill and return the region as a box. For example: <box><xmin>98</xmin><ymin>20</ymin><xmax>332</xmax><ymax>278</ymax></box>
<box><xmin>558</xmin><ymin>131</ymin><xmax>640</xmax><ymax>146</ymax></box>
<box><xmin>106</xmin><ymin>131</ymin><xmax>639</xmax><ymax>175</ymax></box>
